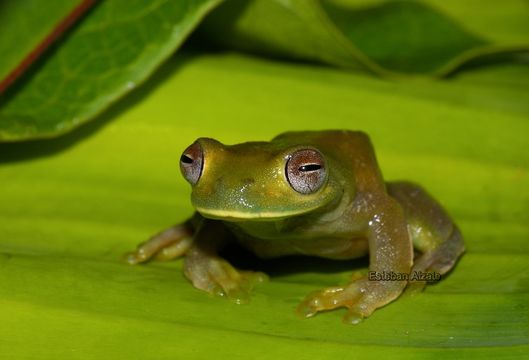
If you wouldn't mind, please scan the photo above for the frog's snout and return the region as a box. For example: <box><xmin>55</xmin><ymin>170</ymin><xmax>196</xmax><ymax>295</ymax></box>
<box><xmin>212</xmin><ymin>176</ymin><xmax>256</xmax><ymax>194</ymax></box>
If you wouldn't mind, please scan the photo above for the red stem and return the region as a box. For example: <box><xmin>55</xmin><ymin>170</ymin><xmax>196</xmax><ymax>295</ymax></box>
<box><xmin>0</xmin><ymin>0</ymin><xmax>98</xmax><ymax>94</ymax></box>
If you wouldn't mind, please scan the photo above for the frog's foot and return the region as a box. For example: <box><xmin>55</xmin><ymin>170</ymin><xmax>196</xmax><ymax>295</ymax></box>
<box><xmin>297</xmin><ymin>278</ymin><xmax>406</xmax><ymax>324</ymax></box>
<box><xmin>297</xmin><ymin>283</ymin><xmax>365</xmax><ymax>324</ymax></box>
<box><xmin>126</xmin><ymin>223</ymin><xmax>193</xmax><ymax>265</ymax></box>
<box><xmin>414</xmin><ymin>227</ymin><xmax>465</xmax><ymax>275</ymax></box>
<box><xmin>184</xmin><ymin>250</ymin><xmax>268</xmax><ymax>304</ymax></box>
<box><xmin>406</xmin><ymin>226</ymin><xmax>465</xmax><ymax>295</ymax></box>
<box><xmin>404</xmin><ymin>279</ymin><xmax>427</xmax><ymax>295</ymax></box>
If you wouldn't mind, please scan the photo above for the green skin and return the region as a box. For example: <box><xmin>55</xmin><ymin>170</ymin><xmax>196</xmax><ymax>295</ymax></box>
<box><xmin>127</xmin><ymin>130</ymin><xmax>465</xmax><ymax>324</ymax></box>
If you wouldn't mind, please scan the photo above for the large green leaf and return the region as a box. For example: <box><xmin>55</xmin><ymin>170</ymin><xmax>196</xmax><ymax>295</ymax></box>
<box><xmin>0</xmin><ymin>0</ymin><xmax>82</xmax><ymax>83</ymax></box>
<box><xmin>199</xmin><ymin>0</ymin><xmax>529</xmax><ymax>75</ymax></box>
<box><xmin>0</xmin><ymin>0</ymin><xmax>221</xmax><ymax>141</ymax></box>
<box><xmin>1</xmin><ymin>51</ymin><xmax>528</xmax><ymax>358</ymax></box>
<box><xmin>2</xmin><ymin>0</ymin><xmax>528</xmax><ymax>143</ymax></box>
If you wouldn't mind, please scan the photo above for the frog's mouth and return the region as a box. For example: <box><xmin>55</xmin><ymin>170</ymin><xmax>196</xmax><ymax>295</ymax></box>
<box><xmin>194</xmin><ymin>206</ymin><xmax>319</xmax><ymax>222</ymax></box>
<box><xmin>192</xmin><ymin>178</ymin><xmax>343</xmax><ymax>222</ymax></box>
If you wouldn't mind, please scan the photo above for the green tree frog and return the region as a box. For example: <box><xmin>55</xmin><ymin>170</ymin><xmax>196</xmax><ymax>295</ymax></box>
<box><xmin>126</xmin><ymin>130</ymin><xmax>465</xmax><ymax>324</ymax></box>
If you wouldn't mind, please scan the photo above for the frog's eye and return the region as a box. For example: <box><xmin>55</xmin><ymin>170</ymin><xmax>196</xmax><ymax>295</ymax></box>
<box><xmin>286</xmin><ymin>149</ymin><xmax>327</xmax><ymax>194</ymax></box>
<box><xmin>180</xmin><ymin>141</ymin><xmax>203</xmax><ymax>185</ymax></box>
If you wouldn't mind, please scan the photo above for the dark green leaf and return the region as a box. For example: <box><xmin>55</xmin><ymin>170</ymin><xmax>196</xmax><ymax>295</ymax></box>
<box><xmin>0</xmin><ymin>0</ymin><xmax>221</xmax><ymax>141</ymax></box>
<box><xmin>199</xmin><ymin>0</ymin><xmax>529</xmax><ymax>75</ymax></box>
<box><xmin>0</xmin><ymin>0</ymin><xmax>80</xmax><ymax>82</ymax></box>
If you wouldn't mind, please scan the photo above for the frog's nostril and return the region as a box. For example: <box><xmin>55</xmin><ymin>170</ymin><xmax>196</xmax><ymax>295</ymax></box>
<box><xmin>213</xmin><ymin>176</ymin><xmax>225</xmax><ymax>191</ymax></box>
<box><xmin>242</xmin><ymin>178</ymin><xmax>255</xmax><ymax>186</ymax></box>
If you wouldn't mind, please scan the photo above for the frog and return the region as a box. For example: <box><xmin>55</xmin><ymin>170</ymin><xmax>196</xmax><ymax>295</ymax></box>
<box><xmin>126</xmin><ymin>130</ymin><xmax>465</xmax><ymax>324</ymax></box>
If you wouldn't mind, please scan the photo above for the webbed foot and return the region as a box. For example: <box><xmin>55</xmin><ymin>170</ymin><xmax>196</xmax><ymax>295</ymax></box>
<box><xmin>126</xmin><ymin>223</ymin><xmax>193</xmax><ymax>264</ymax></box>
<box><xmin>297</xmin><ymin>277</ymin><xmax>405</xmax><ymax>324</ymax></box>
<box><xmin>184</xmin><ymin>247</ymin><xmax>267</xmax><ymax>304</ymax></box>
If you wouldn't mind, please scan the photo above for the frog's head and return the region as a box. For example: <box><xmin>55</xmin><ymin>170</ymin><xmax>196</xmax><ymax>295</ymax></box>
<box><xmin>179</xmin><ymin>137</ymin><xmax>343</xmax><ymax>221</ymax></box>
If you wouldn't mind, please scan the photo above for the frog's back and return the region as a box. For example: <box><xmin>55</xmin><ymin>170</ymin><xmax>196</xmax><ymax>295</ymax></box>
<box><xmin>272</xmin><ymin>130</ymin><xmax>371</xmax><ymax>154</ymax></box>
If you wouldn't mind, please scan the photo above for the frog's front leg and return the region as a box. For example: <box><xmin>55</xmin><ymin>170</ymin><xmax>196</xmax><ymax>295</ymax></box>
<box><xmin>184</xmin><ymin>219</ymin><xmax>268</xmax><ymax>304</ymax></box>
<box><xmin>297</xmin><ymin>198</ymin><xmax>413</xmax><ymax>324</ymax></box>
<box><xmin>126</xmin><ymin>217</ymin><xmax>195</xmax><ymax>264</ymax></box>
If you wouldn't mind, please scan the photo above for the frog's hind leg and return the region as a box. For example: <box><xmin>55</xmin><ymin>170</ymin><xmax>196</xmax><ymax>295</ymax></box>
<box><xmin>387</xmin><ymin>181</ymin><xmax>465</xmax><ymax>290</ymax></box>
<box><xmin>126</xmin><ymin>218</ymin><xmax>195</xmax><ymax>264</ymax></box>
<box><xmin>410</xmin><ymin>226</ymin><xmax>464</xmax><ymax>276</ymax></box>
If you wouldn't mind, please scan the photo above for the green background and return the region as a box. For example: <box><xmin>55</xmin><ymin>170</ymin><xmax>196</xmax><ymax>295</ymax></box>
<box><xmin>1</xmin><ymin>51</ymin><xmax>528</xmax><ymax>358</ymax></box>
<box><xmin>1</xmin><ymin>0</ymin><xmax>529</xmax><ymax>357</ymax></box>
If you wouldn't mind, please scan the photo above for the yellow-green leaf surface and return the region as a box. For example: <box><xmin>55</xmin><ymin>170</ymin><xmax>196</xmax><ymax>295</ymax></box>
<box><xmin>200</xmin><ymin>0</ymin><xmax>529</xmax><ymax>75</ymax></box>
<box><xmin>1</xmin><ymin>51</ymin><xmax>529</xmax><ymax>358</ymax></box>
<box><xmin>0</xmin><ymin>0</ymin><xmax>221</xmax><ymax>141</ymax></box>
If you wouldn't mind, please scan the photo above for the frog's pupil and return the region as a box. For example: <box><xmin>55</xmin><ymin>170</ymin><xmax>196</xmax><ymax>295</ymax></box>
<box><xmin>299</xmin><ymin>164</ymin><xmax>321</xmax><ymax>172</ymax></box>
<box><xmin>181</xmin><ymin>154</ymin><xmax>193</xmax><ymax>164</ymax></box>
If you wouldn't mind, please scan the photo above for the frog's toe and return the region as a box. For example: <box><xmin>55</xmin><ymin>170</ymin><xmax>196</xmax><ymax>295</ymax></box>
<box><xmin>125</xmin><ymin>240</ymin><xmax>190</xmax><ymax>265</ymax></box>
<box><xmin>184</xmin><ymin>256</ymin><xmax>267</xmax><ymax>304</ymax></box>
<box><xmin>404</xmin><ymin>279</ymin><xmax>427</xmax><ymax>296</ymax></box>
<box><xmin>343</xmin><ymin>309</ymin><xmax>365</xmax><ymax>325</ymax></box>
<box><xmin>218</xmin><ymin>270</ymin><xmax>268</xmax><ymax>304</ymax></box>
<box><xmin>125</xmin><ymin>223</ymin><xmax>194</xmax><ymax>265</ymax></box>
<box><xmin>296</xmin><ymin>285</ymin><xmax>361</xmax><ymax>318</ymax></box>
<box><xmin>153</xmin><ymin>237</ymin><xmax>194</xmax><ymax>261</ymax></box>
<box><xmin>125</xmin><ymin>249</ymin><xmax>145</xmax><ymax>265</ymax></box>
